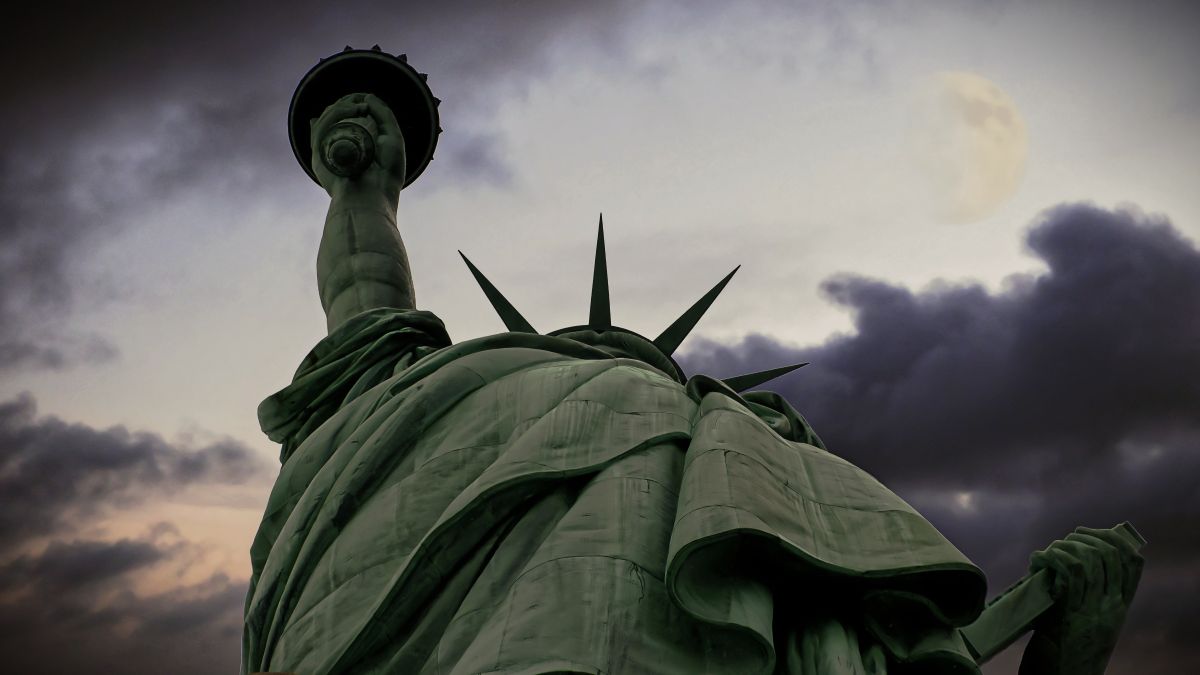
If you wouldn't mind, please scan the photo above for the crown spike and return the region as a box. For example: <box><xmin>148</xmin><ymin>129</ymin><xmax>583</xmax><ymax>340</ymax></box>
<box><xmin>653</xmin><ymin>266</ymin><xmax>739</xmax><ymax>355</ymax></box>
<box><xmin>722</xmin><ymin>362</ymin><xmax>808</xmax><ymax>393</ymax></box>
<box><xmin>459</xmin><ymin>251</ymin><xmax>538</xmax><ymax>333</ymax></box>
<box><xmin>589</xmin><ymin>215</ymin><xmax>611</xmax><ymax>328</ymax></box>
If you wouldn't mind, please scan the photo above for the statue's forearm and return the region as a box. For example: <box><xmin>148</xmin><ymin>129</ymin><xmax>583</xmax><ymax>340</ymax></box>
<box><xmin>316</xmin><ymin>189</ymin><xmax>415</xmax><ymax>333</ymax></box>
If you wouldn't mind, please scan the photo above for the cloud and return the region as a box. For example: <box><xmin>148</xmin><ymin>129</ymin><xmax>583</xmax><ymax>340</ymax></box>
<box><xmin>0</xmin><ymin>102</ymin><xmax>246</xmax><ymax>371</ymax></box>
<box><xmin>0</xmin><ymin>395</ymin><xmax>262</xmax><ymax>674</ymax></box>
<box><xmin>0</xmin><ymin>392</ymin><xmax>264</xmax><ymax>553</ymax></box>
<box><xmin>0</xmin><ymin>159</ymin><xmax>111</xmax><ymax>371</ymax></box>
<box><xmin>679</xmin><ymin>203</ymin><xmax>1200</xmax><ymax>672</ymax></box>
<box><xmin>0</xmin><ymin>557</ymin><xmax>246</xmax><ymax>675</ymax></box>
<box><xmin>0</xmin><ymin>536</ymin><xmax>169</xmax><ymax>594</ymax></box>
<box><xmin>437</xmin><ymin>129</ymin><xmax>516</xmax><ymax>187</ymax></box>
<box><xmin>682</xmin><ymin>204</ymin><xmax>1200</xmax><ymax>484</ymax></box>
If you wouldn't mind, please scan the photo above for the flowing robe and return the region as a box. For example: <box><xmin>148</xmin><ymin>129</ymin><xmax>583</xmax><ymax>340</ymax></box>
<box><xmin>242</xmin><ymin>308</ymin><xmax>987</xmax><ymax>674</ymax></box>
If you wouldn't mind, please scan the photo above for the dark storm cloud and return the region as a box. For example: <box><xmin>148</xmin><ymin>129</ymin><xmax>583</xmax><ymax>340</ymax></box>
<box><xmin>0</xmin><ymin>87</ymin><xmax>286</xmax><ymax>371</ymax></box>
<box><xmin>0</xmin><ymin>558</ymin><xmax>246</xmax><ymax>675</ymax></box>
<box><xmin>0</xmin><ymin>392</ymin><xmax>265</xmax><ymax>552</ymax></box>
<box><xmin>1</xmin><ymin>0</ymin><xmax>648</xmax><ymax>370</ymax></box>
<box><xmin>0</xmin><ymin>158</ymin><xmax>107</xmax><ymax>370</ymax></box>
<box><xmin>1</xmin><ymin>0</ymin><xmax>650</xmax><ymax>185</ymax></box>
<box><xmin>679</xmin><ymin>203</ymin><xmax>1200</xmax><ymax>671</ymax></box>
<box><xmin>683</xmin><ymin>204</ymin><xmax>1200</xmax><ymax>485</ymax></box>
<box><xmin>0</xmin><ymin>536</ymin><xmax>169</xmax><ymax>593</ymax></box>
<box><xmin>0</xmin><ymin>394</ymin><xmax>262</xmax><ymax>674</ymax></box>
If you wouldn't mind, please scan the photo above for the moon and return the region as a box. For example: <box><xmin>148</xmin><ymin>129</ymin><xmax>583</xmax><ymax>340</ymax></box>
<box><xmin>909</xmin><ymin>71</ymin><xmax>1028</xmax><ymax>224</ymax></box>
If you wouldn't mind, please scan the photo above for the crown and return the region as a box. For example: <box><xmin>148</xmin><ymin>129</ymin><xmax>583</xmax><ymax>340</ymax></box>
<box><xmin>459</xmin><ymin>215</ymin><xmax>806</xmax><ymax>391</ymax></box>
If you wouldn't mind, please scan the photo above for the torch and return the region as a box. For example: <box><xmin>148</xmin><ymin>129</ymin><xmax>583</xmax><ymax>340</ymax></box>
<box><xmin>288</xmin><ymin>45</ymin><xmax>441</xmax><ymax>188</ymax></box>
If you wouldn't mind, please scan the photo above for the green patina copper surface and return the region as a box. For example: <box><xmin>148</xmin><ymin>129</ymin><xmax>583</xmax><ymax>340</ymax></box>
<box><xmin>244</xmin><ymin>309</ymin><xmax>985</xmax><ymax>674</ymax></box>
<box><xmin>244</xmin><ymin>51</ymin><xmax>1144</xmax><ymax>674</ymax></box>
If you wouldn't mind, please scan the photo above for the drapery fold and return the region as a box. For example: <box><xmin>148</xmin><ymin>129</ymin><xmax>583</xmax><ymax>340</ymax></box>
<box><xmin>244</xmin><ymin>308</ymin><xmax>986</xmax><ymax>675</ymax></box>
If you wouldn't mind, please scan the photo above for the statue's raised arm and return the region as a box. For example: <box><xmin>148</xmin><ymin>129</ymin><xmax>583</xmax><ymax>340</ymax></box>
<box><xmin>287</xmin><ymin>47</ymin><xmax>441</xmax><ymax>334</ymax></box>
<box><xmin>312</xmin><ymin>92</ymin><xmax>416</xmax><ymax>332</ymax></box>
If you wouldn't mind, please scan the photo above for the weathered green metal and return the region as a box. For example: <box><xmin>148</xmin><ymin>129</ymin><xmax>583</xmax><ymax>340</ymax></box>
<box><xmin>289</xmin><ymin>46</ymin><xmax>440</xmax><ymax>188</ymax></box>
<box><xmin>459</xmin><ymin>251</ymin><xmax>538</xmax><ymax>334</ymax></box>
<box><xmin>246</xmin><ymin>48</ymin><xmax>1147</xmax><ymax>675</ymax></box>
<box><xmin>246</xmin><ymin>311</ymin><xmax>988</xmax><ymax>674</ymax></box>
<box><xmin>722</xmin><ymin>361</ymin><xmax>808</xmax><ymax>393</ymax></box>
<box><xmin>589</xmin><ymin>216</ymin><xmax>611</xmax><ymax>328</ymax></box>
<box><xmin>653</xmin><ymin>266</ymin><xmax>740</xmax><ymax>356</ymax></box>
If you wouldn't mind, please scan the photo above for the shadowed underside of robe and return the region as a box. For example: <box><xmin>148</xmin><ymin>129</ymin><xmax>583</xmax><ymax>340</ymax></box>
<box><xmin>242</xmin><ymin>309</ymin><xmax>987</xmax><ymax>675</ymax></box>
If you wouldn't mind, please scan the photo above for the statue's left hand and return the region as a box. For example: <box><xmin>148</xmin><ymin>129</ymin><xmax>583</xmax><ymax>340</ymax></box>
<box><xmin>310</xmin><ymin>92</ymin><xmax>407</xmax><ymax>204</ymax></box>
<box><xmin>1019</xmin><ymin>526</ymin><xmax>1144</xmax><ymax>675</ymax></box>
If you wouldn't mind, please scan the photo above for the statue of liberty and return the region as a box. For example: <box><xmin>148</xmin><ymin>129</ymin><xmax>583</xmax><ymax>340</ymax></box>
<box><xmin>243</xmin><ymin>48</ymin><xmax>1144</xmax><ymax>675</ymax></box>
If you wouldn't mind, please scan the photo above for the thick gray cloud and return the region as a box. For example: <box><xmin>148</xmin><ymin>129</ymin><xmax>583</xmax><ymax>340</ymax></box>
<box><xmin>681</xmin><ymin>203</ymin><xmax>1200</xmax><ymax>490</ymax></box>
<box><xmin>2</xmin><ymin>0</ymin><xmax>651</xmax><ymax>197</ymax></box>
<box><xmin>0</xmin><ymin>536</ymin><xmax>169</xmax><ymax>593</ymax></box>
<box><xmin>0</xmin><ymin>394</ymin><xmax>262</xmax><ymax>673</ymax></box>
<box><xmin>0</xmin><ymin>393</ymin><xmax>264</xmax><ymax>551</ymax></box>
<box><xmin>679</xmin><ymin>203</ymin><xmax>1200</xmax><ymax>672</ymax></box>
<box><xmin>0</xmin><ymin>558</ymin><xmax>245</xmax><ymax>675</ymax></box>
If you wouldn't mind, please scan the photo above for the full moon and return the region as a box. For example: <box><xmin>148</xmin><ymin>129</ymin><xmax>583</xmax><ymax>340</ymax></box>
<box><xmin>910</xmin><ymin>71</ymin><xmax>1028</xmax><ymax>224</ymax></box>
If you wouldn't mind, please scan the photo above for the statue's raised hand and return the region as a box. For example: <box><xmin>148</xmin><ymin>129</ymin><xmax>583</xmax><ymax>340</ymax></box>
<box><xmin>310</xmin><ymin>92</ymin><xmax>407</xmax><ymax>204</ymax></box>
<box><xmin>1019</xmin><ymin>526</ymin><xmax>1144</xmax><ymax>675</ymax></box>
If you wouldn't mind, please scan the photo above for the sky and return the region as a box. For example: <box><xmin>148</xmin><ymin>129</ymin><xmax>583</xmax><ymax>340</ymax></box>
<box><xmin>1</xmin><ymin>0</ymin><xmax>1197</xmax><ymax>672</ymax></box>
